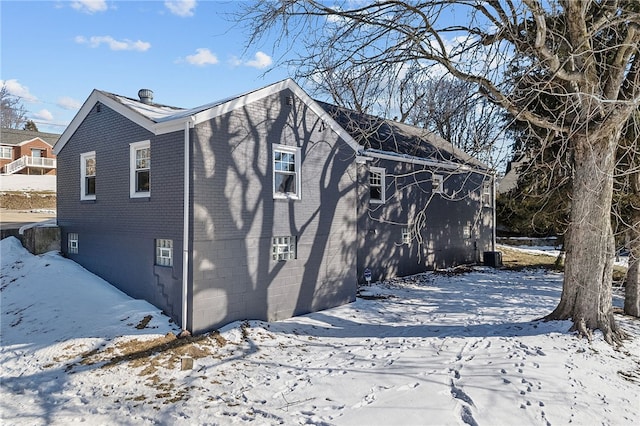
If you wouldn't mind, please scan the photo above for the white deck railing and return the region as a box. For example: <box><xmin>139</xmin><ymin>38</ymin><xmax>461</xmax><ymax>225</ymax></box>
<box><xmin>3</xmin><ymin>156</ymin><xmax>57</xmax><ymax>174</ymax></box>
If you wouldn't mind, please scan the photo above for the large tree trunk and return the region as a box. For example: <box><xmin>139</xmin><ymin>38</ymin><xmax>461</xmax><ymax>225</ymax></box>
<box><xmin>624</xmin><ymin>171</ymin><xmax>640</xmax><ymax>317</ymax></box>
<box><xmin>546</xmin><ymin>135</ymin><xmax>625</xmax><ymax>344</ymax></box>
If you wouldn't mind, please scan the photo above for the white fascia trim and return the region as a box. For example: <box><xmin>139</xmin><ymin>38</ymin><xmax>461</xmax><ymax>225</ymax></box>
<box><xmin>18</xmin><ymin>138</ymin><xmax>53</xmax><ymax>148</ymax></box>
<box><xmin>54</xmin><ymin>90</ymin><xmax>159</xmax><ymax>155</ymax></box>
<box><xmin>185</xmin><ymin>79</ymin><xmax>363</xmax><ymax>155</ymax></box>
<box><xmin>364</xmin><ymin>148</ymin><xmax>494</xmax><ymax>176</ymax></box>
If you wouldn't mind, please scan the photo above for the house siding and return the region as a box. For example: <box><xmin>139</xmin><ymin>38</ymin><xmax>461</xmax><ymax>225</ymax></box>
<box><xmin>56</xmin><ymin>102</ymin><xmax>185</xmax><ymax>322</ymax></box>
<box><xmin>357</xmin><ymin>158</ymin><xmax>493</xmax><ymax>283</ymax></box>
<box><xmin>189</xmin><ymin>89</ymin><xmax>358</xmax><ymax>333</ymax></box>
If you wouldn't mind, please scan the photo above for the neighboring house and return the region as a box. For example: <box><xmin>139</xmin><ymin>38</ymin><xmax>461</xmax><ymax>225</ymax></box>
<box><xmin>498</xmin><ymin>154</ymin><xmax>528</xmax><ymax>194</ymax></box>
<box><xmin>0</xmin><ymin>128</ymin><xmax>59</xmax><ymax>175</ymax></box>
<box><xmin>54</xmin><ymin>79</ymin><xmax>495</xmax><ymax>334</ymax></box>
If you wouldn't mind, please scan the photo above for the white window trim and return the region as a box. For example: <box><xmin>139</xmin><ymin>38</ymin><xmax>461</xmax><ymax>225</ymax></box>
<box><xmin>369</xmin><ymin>166</ymin><xmax>386</xmax><ymax>204</ymax></box>
<box><xmin>482</xmin><ymin>181</ymin><xmax>492</xmax><ymax>206</ymax></box>
<box><xmin>130</xmin><ymin>140</ymin><xmax>150</xmax><ymax>198</ymax></box>
<box><xmin>0</xmin><ymin>146</ymin><xmax>13</xmax><ymax>159</ymax></box>
<box><xmin>272</xmin><ymin>144</ymin><xmax>301</xmax><ymax>200</ymax></box>
<box><xmin>432</xmin><ymin>173</ymin><xmax>444</xmax><ymax>194</ymax></box>
<box><xmin>80</xmin><ymin>151</ymin><xmax>96</xmax><ymax>201</ymax></box>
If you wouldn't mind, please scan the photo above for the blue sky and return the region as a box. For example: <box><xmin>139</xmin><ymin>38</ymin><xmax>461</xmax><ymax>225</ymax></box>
<box><xmin>1</xmin><ymin>0</ymin><xmax>292</xmax><ymax>134</ymax></box>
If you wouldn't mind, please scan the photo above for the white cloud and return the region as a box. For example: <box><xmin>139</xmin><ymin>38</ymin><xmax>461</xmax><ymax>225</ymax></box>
<box><xmin>33</xmin><ymin>109</ymin><xmax>54</xmax><ymax>121</ymax></box>
<box><xmin>244</xmin><ymin>51</ymin><xmax>273</xmax><ymax>69</ymax></box>
<box><xmin>70</xmin><ymin>0</ymin><xmax>108</xmax><ymax>14</ymax></box>
<box><xmin>185</xmin><ymin>48</ymin><xmax>219</xmax><ymax>66</ymax></box>
<box><xmin>57</xmin><ymin>97</ymin><xmax>83</xmax><ymax>111</ymax></box>
<box><xmin>75</xmin><ymin>35</ymin><xmax>151</xmax><ymax>52</ymax></box>
<box><xmin>165</xmin><ymin>0</ymin><xmax>196</xmax><ymax>17</ymax></box>
<box><xmin>0</xmin><ymin>79</ymin><xmax>38</xmax><ymax>103</ymax></box>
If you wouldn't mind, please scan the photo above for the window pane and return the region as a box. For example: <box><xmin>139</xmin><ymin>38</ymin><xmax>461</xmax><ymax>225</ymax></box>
<box><xmin>85</xmin><ymin>158</ymin><xmax>96</xmax><ymax>176</ymax></box>
<box><xmin>370</xmin><ymin>186</ymin><xmax>381</xmax><ymax>200</ymax></box>
<box><xmin>275</xmin><ymin>173</ymin><xmax>295</xmax><ymax>194</ymax></box>
<box><xmin>86</xmin><ymin>177</ymin><xmax>96</xmax><ymax>195</ymax></box>
<box><xmin>137</xmin><ymin>170</ymin><xmax>150</xmax><ymax>192</ymax></box>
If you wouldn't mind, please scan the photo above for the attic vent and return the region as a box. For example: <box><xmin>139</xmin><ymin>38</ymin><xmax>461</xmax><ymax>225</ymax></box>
<box><xmin>138</xmin><ymin>89</ymin><xmax>154</xmax><ymax>105</ymax></box>
<box><xmin>285</xmin><ymin>95</ymin><xmax>293</xmax><ymax>106</ymax></box>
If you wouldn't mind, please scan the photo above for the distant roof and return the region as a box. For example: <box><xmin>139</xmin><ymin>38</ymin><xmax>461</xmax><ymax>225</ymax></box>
<box><xmin>1</xmin><ymin>128</ymin><xmax>61</xmax><ymax>146</ymax></box>
<box><xmin>316</xmin><ymin>101</ymin><xmax>488</xmax><ymax>170</ymax></box>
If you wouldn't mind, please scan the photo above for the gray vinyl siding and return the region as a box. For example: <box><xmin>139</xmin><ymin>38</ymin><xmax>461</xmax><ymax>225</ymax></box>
<box><xmin>189</xmin><ymin>89</ymin><xmax>358</xmax><ymax>333</ymax></box>
<box><xmin>56</xmin><ymin>102</ymin><xmax>185</xmax><ymax>322</ymax></box>
<box><xmin>357</xmin><ymin>158</ymin><xmax>493</xmax><ymax>283</ymax></box>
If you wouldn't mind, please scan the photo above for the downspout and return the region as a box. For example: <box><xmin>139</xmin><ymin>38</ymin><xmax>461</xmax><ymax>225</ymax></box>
<box><xmin>492</xmin><ymin>172</ymin><xmax>497</xmax><ymax>252</ymax></box>
<box><xmin>180</xmin><ymin>117</ymin><xmax>195</xmax><ymax>337</ymax></box>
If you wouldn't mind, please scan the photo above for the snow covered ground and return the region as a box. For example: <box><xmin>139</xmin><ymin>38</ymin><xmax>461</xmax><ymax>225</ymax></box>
<box><xmin>1</xmin><ymin>236</ymin><xmax>639</xmax><ymax>425</ymax></box>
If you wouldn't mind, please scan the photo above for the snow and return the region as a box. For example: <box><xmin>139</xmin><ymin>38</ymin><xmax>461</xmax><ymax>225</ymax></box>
<box><xmin>2</xmin><ymin>236</ymin><xmax>639</xmax><ymax>425</ymax></box>
<box><xmin>498</xmin><ymin>243</ymin><xmax>630</xmax><ymax>269</ymax></box>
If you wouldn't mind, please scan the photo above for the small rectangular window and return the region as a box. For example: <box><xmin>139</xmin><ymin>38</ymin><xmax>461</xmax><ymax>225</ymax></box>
<box><xmin>80</xmin><ymin>151</ymin><xmax>96</xmax><ymax>200</ymax></box>
<box><xmin>273</xmin><ymin>144</ymin><xmax>301</xmax><ymax>199</ymax></box>
<box><xmin>0</xmin><ymin>146</ymin><xmax>13</xmax><ymax>159</ymax></box>
<box><xmin>155</xmin><ymin>239</ymin><xmax>173</xmax><ymax>267</ymax></box>
<box><xmin>130</xmin><ymin>140</ymin><xmax>150</xmax><ymax>198</ymax></box>
<box><xmin>432</xmin><ymin>174</ymin><xmax>443</xmax><ymax>194</ymax></box>
<box><xmin>402</xmin><ymin>228</ymin><xmax>411</xmax><ymax>245</ymax></box>
<box><xmin>369</xmin><ymin>167</ymin><xmax>385</xmax><ymax>204</ymax></box>
<box><xmin>68</xmin><ymin>233</ymin><xmax>78</xmax><ymax>254</ymax></box>
<box><xmin>272</xmin><ymin>236</ymin><xmax>297</xmax><ymax>261</ymax></box>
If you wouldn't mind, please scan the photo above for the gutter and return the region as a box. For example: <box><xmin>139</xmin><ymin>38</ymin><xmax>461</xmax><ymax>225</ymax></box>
<box><xmin>363</xmin><ymin>148</ymin><xmax>492</xmax><ymax>176</ymax></box>
<box><xmin>180</xmin><ymin>117</ymin><xmax>195</xmax><ymax>337</ymax></box>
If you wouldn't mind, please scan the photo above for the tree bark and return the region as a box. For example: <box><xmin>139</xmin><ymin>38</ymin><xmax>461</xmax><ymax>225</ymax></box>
<box><xmin>546</xmin><ymin>135</ymin><xmax>625</xmax><ymax>343</ymax></box>
<box><xmin>624</xmin><ymin>171</ymin><xmax>640</xmax><ymax>317</ymax></box>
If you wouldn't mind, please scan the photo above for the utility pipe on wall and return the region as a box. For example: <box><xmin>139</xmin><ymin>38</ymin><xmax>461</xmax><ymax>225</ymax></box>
<box><xmin>181</xmin><ymin>117</ymin><xmax>194</xmax><ymax>335</ymax></box>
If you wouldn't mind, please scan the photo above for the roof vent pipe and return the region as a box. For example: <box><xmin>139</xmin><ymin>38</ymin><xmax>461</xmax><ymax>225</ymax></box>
<box><xmin>138</xmin><ymin>89</ymin><xmax>154</xmax><ymax>105</ymax></box>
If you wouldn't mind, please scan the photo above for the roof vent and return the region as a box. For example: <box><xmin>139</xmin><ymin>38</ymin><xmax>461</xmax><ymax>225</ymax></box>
<box><xmin>138</xmin><ymin>89</ymin><xmax>154</xmax><ymax>105</ymax></box>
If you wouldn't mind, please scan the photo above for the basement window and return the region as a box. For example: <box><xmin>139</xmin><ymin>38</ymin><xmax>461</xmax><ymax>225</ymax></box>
<box><xmin>155</xmin><ymin>239</ymin><xmax>173</xmax><ymax>267</ymax></box>
<box><xmin>68</xmin><ymin>233</ymin><xmax>78</xmax><ymax>254</ymax></box>
<box><xmin>402</xmin><ymin>228</ymin><xmax>411</xmax><ymax>245</ymax></box>
<box><xmin>272</xmin><ymin>236</ymin><xmax>297</xmax><ymax>261</ymax></box>
<box><xmin>432</xmin><ymin>174</ymin><xmax>443</xmax><ymax>194</ymax></box>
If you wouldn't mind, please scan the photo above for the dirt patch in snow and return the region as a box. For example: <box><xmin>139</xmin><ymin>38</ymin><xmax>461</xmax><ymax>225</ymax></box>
<box><xmin>0</xmin><ymin>191</ymin><xmax>56</xmax><ymax>210</ymax></box>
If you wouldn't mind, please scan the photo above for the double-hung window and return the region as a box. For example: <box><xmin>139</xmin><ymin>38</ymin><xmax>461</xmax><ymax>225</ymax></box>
<box><xmin>130</xmin><ymin>140</ymin><xmax>150</xmax><ymax>198</ymax></box>
<box><xmin>273</xmin><ymin>144</ymin><xmax>301</xmax><ymax>199</ymax></box>
<box><xmin>482</xmin><ymin>181</ymin><xmax>492</xmax><ymax>206</ymax></box>
<box><xmin>369</xmin><ymin>167</ymin><xmax>385</xmax><ymax>204</ymax></box>
<box><xmin>80</xmin><ymin>151</ymin><xmax>96</xmax><ymax>200</ymax></box>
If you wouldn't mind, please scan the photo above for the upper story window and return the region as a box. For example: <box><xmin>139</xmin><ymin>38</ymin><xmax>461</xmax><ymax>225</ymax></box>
<box><xmin>0</xmin><ymin>146</ymin><xmax>13</xmax><ymax>159</ymax></box>
<box><xmin>80</xmin><ymin>151</ymin><xmax>96</xmax><ymax>201</ymax></box>
<box><xmin>432</xmin><ymin>174</ymin><xmax>443</xmax><ymax>194</ymax></box>
<box><xmin>369</xmin><ymin>167</ymin><xmax>385</xmax><ymax>204</ymax></box>
<box><xmin>273</xmin><ymin>144</ymin><xmax>301</xmax><ymax>200</ymax></box>
<box><xmin>482</xmin><ymin>181</ymin><xmax>492</xmax><ymax>206</ymax></box>
<box><xmin>130</xmin><ymin>140</ymin><xmax>150</xmax><ymax>198</ymax></box>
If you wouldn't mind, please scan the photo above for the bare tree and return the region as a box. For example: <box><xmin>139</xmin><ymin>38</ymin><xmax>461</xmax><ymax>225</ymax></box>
<box><xmin>243</xmin><ymin>1</ymin><xmax>640</xmax><ymax>343</ymax></box>
<box><xmin>0</xmin><ymin>85</ymin><xmax>27</xmax><ymax>129</ymax></box>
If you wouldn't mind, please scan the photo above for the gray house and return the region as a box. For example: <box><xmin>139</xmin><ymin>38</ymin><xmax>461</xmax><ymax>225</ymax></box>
<box><xmin>55</xmin><ymin>79</ymin><xmax>494</xmax><ymax>334</ymax></box>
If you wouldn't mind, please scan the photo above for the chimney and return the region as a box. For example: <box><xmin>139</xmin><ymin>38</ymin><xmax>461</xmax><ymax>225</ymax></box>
<box><xmin>138</xmin><ymin>89</ymin><xmax>154</xmax><ymax>105</ymax></box>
